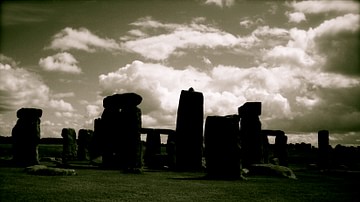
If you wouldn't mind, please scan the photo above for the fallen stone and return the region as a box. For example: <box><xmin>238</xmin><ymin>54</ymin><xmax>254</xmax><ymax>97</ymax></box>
<box><xmin>249</xmin><ymin>164</ymin><xmax>297</xmax><ymax>179</ymax></box>
<box><xmin>25</xmin><ymin>165</ymin><xmax>77</xmax><ymax>176</ymax></box>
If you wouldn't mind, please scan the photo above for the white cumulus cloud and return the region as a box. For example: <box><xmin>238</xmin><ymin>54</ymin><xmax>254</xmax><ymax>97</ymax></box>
<box><xmin>39</xmin><ymin>52</ymin><xmax>82</xmax><ymax>74</ymax></box>
<box><xmin>46</xmin><ymin>27</ymin><xmax>120</xmax><ymax>52</ymax></box>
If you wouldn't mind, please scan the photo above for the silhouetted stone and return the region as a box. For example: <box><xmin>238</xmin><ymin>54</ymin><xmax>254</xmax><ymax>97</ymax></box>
<box><xmin>12</xmin><ymin>108</ymin><xmax>42</xmax><ymax>166</ymax></box>
<box><xmin>239</xmin><ymin>102</ymin><xmax>262</xmax><ymax>168</ymax></box>
<box><xmin>144</xmin><ymin>129</ymin><xmax>161</xmax><ymax>168</ymax></box>
<box><xmin>89</xmin><ymin>118</ymin><xmax>102</xmax><ymax>161</ymax></box>
<box><xmin>77</xmin><ymin>129</ymin><xmax>94</xmax><ymax>161</ymax></box>
<box><xmin>175</xmin><ymin>88</ymin><xmax>204</xmax><ymax>171</ymax></box>
<box><xmin>61</xmin><ymin>128</ymin><xmax>77</xmax><ymax>163</ymax></box>
<box><xmin>166</xmin><ymin>130</ymin><xmax>176</xmax><ymax>169</ymax></box>
<box><xmin>262</xmin><ymin>130</ymin><xmax>288</xmax><ymax>166</ymax></box>
<box><xmin>275</xmin><ymin>131</ymin><xmax>288</xmax><ymax>166</ymax></box>
<box><xmin>121</xmin><ymin>105</ymin><xmax>142</xmax><ymax>170</ymax></box>
<box><xmin>204</xmin><ymin>115</ymin><xmax>241</xmax><ymax>179</ymax></box>
<box><xmin>318</xmin><ymin>130</ymin><xmax>329</xmax><ymax>169</ymax></box>
<box><xmin>100</xmin><ymin>93</ymin><xmax>143</xmax><ymax>170</ymax></box>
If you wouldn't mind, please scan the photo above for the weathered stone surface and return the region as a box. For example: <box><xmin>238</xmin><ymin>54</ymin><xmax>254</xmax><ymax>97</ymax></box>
<box><xmin>61</xmin><ymin>128</ymin><xmax>77</xmax><ymax>163</ymax></box>
<box><xmin>239</xmin><ymin>102</ymin><xmax>262</xmax><ymax>168</ymax></box>
<box><xmin>25</xmin><ymin>165</ymin><xmax>77</xmax><ymax>176</ymax></box>
<box><xmin>249</xmin><ymin>164</ymin><xmax>296</xmax><ymax>179</ymax></box>
<box><xmin>204</xmin><ymin>115</ymin><xmax>241</xmax><ymax>179</ymax></box>
<box><xmin>175</xmin><ymin>88</ymin><xmax>204</xmax><ymax>171</ymax></box>
<box><xmin>12</xmin><ymin>108</ymin><xmax>42</xmax><ymax>166</ymax></box>
<box><xmin>77</xmin><ymin>129</ymin><xmax>94</xmax><ymax>161</ymax></box>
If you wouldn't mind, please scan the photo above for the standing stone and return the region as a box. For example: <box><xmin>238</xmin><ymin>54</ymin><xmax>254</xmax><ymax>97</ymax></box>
<box><xmin>239</xmin><ymin>102</ymin><xmax>262</xmax><ymax>168</ymax></box>
<box><xmin>12</xmin><ymin>108</ymin><xmax>42</xmax><ymax>166</ymax></box>
<box><xmin>274</xmin><ymin>131</ymin><xmax>288</xmax><ymax>166</ymax></box>
<box><xmin>144</xmin><ymin>129</ymin><xmax>161</xmax><ymax>168</ymax></box>
<box><xmin>166</xmin><ymin>130</ymin><xmax>176</xmax><ymax>169</ymax></box>
<box><xmin>204</xmin><ymin>115</ymin><xmax>241</xmax><ymax>179</ymax></box>
<box><xmin>100</xmin><ymin>93</ymin><xmax>143</xmax><ymax>170</ymax></box>
<box><xmin>175</xmin><ymin>88</ymin><xmax>204</xmax><ymax>171</ymax></box>
<box><xmin>121</xmin><ymin>103</ymin><xmax>142</xmax><ymax>171</ymax></box>
<box><xmin>61</xmin><ymin>128</ymin><xmax>77</xmax><ymax>163</ymax></box>
<box><xmin>77</xmin><ymin>129</ymin><xmax>94</xmax><ymax>161</ymax></box>
<box><xmin>318</xmin><ymin>130</ymin><xmax>329</xmax><ymax>169</ymax></box>
<box><xmin>90</xmin><ymin>118</ymin><xmax>102</xmax><ymax>161</ymax></box>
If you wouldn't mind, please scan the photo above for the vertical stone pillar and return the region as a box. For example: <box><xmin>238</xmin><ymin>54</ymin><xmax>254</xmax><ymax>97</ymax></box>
<box><xmin>274</xmin><ymin>131</ymin><xmax>288</xmax><ymax>166</ymax></box>
<box><xmin>239</xmin><ymin>102</ymin><xmax>262</xmax><ymax>168</ymax></box>
<box><xmin>61</xmin><ymin>128</ymin><xmax>77</xmax><ymax>164</ymax></box>
<box><xmin>318</xmin><ymin>130</ymin><xmax>329</xmax><ymax>169</ymax></box>
<box><xmin>77</xmin><ymin>129</ymin><xmax>94</xmax><ymax>161</ymax></box>
<box><xmin>166</xmin><ymin>130</ymin><xmax>176</xmax><ymax>169</ymax></box>
<box><xmin>175</xmin><ymin>88</ymin><xmax>204</xmax><ymax>171</ymax></box>
<box><xmin>144</xmin><ymin>129</ymin><xmax>161</xmax><ymax>168</ymax></box>
<box><xmin>90</xmin><ymin>118</ymin><xmax>102</xmax><ymax>160</ymax></box>
<box><xmin>12</xmin><ymin>108</ymin><xmax>42</xmax><ymax>166</ymax></box>
<box><xmin>100</xmin><ymin>93</ymin><xmax>142</xmax><ymax>170</ymax></box>
<box><xmin>121</xmin><ymin>99</ymin><xmax>142</xmax><ymax>171</ymax></box>
<box><xmin>204</xmin><ymin>115</ymin><xmax>241</xmax><ymax>179</ymax></box>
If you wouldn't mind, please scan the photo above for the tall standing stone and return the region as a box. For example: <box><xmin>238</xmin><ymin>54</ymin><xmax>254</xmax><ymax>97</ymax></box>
<box><xmin>239</xmin><ymin>102</ymin><xmax>262</xmax><ymax>168</ymax></box>
<box><xmin>274</xmin><ymin>131</ymin><xmax>288</xmax><ymax>166</ymax></box>
<box><xmin>143</xmin><ymin>129</ymin><xmax>161</xmax><ymax>168</ymax></box>
<box><xmin>175</xmin><ymin>88</ymin><xmax>204</xmax><ymax>171</ymax></box>
<box><xmin>90</xmin><ymin>118</ymin><xmax>102</xmax><ymax>160</ymax></box>
<box><xmin>318</xmin><ymin>130</ymin><xmax>329</xmax><ymax>169</ymax></box>
<box><xmin>77</xmin><ymin>129</ymin><xmax>94</xmax><ymax>161</ymax></box>
<box><xmin>204</xmin><ymin>115</ymin><xmax>241</xmax><ymax>179</ymax></box>
<box><xmin>61</xmin><ymin>128</ymin><xmax>77</xmax><ymax>163</ymax></box>
<box><xmin>12</xmin><ymin>108</ymin><xmax>42</xmax><ymax>166</ymax></box>
<box><xmin>100</xmin><ymin>93</ymin><xmax>143</xmax><ymax>170</ymax></box>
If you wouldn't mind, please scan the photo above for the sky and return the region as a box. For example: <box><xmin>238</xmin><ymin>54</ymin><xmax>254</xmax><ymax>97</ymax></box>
<box><xmin>1</xmin><ymin>0</ymin><xmax>359</xmax><ymax>147</ymax></box>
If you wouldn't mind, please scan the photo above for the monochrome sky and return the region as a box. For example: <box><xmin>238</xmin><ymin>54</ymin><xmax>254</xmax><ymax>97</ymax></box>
<box><xmin>1</xmin><ymin>0</ymin><xmax>359</xmax><ymax>146</ymax></box>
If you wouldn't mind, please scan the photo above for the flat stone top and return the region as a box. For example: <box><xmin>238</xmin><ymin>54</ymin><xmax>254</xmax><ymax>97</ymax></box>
<box><xmin>17</xmin><ymin>108</ymin><xmax>42</xmax><ymax>119</ymax></box>
<box><xmin>103</xmin><ymin>93</ymin><xmax>143</xmax><ymax>108</ymax></box>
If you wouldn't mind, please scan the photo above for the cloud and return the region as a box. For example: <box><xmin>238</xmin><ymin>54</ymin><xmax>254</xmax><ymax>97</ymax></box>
<box><xmin>86</xmin><ymin>104</ymin><xmax>101</xmax><ymax>118</ymax></box>
<box><xmin>52</xmin><ymin>92</ymin><xmax>75</xmax><ymax>99</ymax></box>
<box><xmin>98</xmin><ymin>59</ymin><xmax>360</xmax><ymax>133</ymax></box>
<box><xmin>49</xmin><ymin>99</ymin><xmax>74</xmax><ymax>112</ymax></box>
<box><xmin>204</xmin><ymin>0</ymin><xmax>235</xmax><ymax>8</ymax></box>
<box><xmin>286</xmin><ymin>12</ymin><xmax>306</xmax><ymax>23</ymax></box>
<box><xmin>39</xmin><ymin>52</ymin><xmax>82</xmax><ymax>74</ymax></box>
<box><xmin>1</xmin><ymin>55</ymin><xmax>51</xmax><ymax>112</ymax></box>
<box><xmin>121</xmin><ymin>17</ymin><xmax>258</xmax><ymax>60</ymax></box>
<box><xmin>290</xmin><ymin>0</ymin><xmax>359</xmax><ymax>14</ymax></box>
<box><xmin>46</xmin><ymin>27</ymin><xmax>120</xmax><ymax>52</ymax></box>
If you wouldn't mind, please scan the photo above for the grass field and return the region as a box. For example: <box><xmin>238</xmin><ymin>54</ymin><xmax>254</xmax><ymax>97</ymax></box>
<box><xmin>1</xmin><ymin>165</ymin><xmax>359</xmax><ymax>202</ymax></box>
<box><xmin>1</xmin><ymin>144</ymin><xmax>360</xmax><ymax>201</ymax></box>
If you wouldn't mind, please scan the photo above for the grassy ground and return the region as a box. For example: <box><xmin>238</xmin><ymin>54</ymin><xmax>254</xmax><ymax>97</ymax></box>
<box><xmin>1</xmin><ymin>165</ymin><xmax>359</xmax><ymax>202</ymax></box>
<box><xmin>1</xmin><ymin>144</ymin><xmax>360</xmax><ymax>201</ymax></box>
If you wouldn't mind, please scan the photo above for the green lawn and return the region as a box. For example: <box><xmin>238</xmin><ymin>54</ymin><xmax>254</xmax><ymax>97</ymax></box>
<box><xmin>1</xmin><ymin>166</ymin><xmax>359</xmax><ymax>202</ymax></box>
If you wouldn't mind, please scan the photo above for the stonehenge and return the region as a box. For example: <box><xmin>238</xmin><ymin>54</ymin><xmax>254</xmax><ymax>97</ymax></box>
<box><xmin>9</xmin><ymin>90</ymin><xmax>328</xmax><ymax>178</ymax></box>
